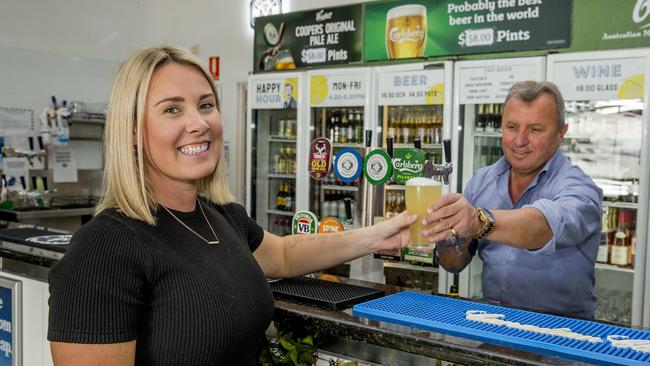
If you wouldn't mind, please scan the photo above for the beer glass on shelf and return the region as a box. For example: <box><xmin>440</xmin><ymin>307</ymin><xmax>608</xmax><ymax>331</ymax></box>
<box><xmin>405</xmin><ymin>177</ymin><xmax>441</xmax><ymax>248</ymax></box>
<box><xmin>385</xmin><ymin>4</ymin><xmax>427</xmax><ymax>59</ymax></box>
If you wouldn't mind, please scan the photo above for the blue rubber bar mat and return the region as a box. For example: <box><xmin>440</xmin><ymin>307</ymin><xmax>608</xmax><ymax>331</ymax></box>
<box><xmin>353</xmin><ymin>291</ymin><xmax>650</xmax><ymax>365</ymax></box>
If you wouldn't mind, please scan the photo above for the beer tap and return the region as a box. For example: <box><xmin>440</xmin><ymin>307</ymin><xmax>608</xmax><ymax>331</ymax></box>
<box><xmin>424</xmin><ymin>139</ymin><xmax>453</xmax><ymax>184</ymax></box>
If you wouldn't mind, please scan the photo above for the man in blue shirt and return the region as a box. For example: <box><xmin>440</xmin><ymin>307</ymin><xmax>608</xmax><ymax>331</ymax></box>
<box><xmin>422</xmin><ymin>81</ymin><xmax>602</xmax><ymax>318</ymax></box>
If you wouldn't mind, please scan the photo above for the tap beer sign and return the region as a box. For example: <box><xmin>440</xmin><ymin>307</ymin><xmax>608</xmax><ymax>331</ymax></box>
<box><xmin>378</xmin><ymin>69</ymin><xmax>445</xmax><ymax>105</ymax></box>
<box><xmin>333</xmin><ymin>147</ymin><xmax>362</xmax><ymax>184</ymax></box>
<box><xmin>459</xmin><ymin>62</ymin><xmax>542</xmax><ymax>104</ymax></box>
<box><xmin>392</xmin><ymin>147</ymin><xmax>426</xmax><ymax>185</ymax></box>
<box><xmin>308</xmin><ymin>137</ymin><xmax>333</xmax><ymax>180</ymax></box>
<box><xmin>292</xmin><ymin>211</ymin><xmax>318</xmax><ymax>234</ymax></box>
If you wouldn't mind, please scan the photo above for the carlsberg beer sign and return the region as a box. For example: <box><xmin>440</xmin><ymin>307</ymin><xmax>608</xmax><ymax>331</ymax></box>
<box><xmin>392</xmin><ymin>148</ymin><xmax>426</xmax><ymax>185</ymax></box>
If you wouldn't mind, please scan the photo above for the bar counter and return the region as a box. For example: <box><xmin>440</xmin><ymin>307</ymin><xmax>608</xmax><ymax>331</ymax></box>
<box><xmin>0</xmin><ymin>229</ymin><xmax>615</xmax><ymax>366</ymax></box>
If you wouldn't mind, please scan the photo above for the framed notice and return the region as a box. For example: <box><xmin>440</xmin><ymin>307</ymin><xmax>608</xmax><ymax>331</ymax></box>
<box><xmin>0</xmin><ymin>276</ymin><xmax>21</xmax><ymax>366</ymax></box>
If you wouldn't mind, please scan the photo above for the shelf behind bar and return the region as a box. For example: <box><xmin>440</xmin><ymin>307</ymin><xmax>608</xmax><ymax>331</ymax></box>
<box><xmin>320</xmin><ymin>185</ymin><xmax>358</xmax><ymax>192</ymax></box>
<box><xmin>602</xmin><ymin>200</ymin><xmax>638</xmax><ymax>209</ymax></box>
<box><xmin>267</xmin><ymin>209</ymin><xmax>295</xmax><ymax>217</ymax></box>
<box><xmin>332</xmin><ymin>142</ymin><xmax>364</xmax><ymax>148</ymax></box>
<box><xmin>595</xmin><ymin>262</ymin><xmax>634</xmax><ymax>274</ymax></box>
<box><xmin>267</xmin><ymin>173</ymin><xmax>296</xmax><ymax>179</ymax></box>
<box><xmin>384</xmin><ymin>261</ymin><xmax>438</xmax><ymax>273</ymax></box>
<box><xmin>393</xmin><ymin>143</ymin><xmax>442</xmax><ymax>149</ymax></box>
<box><xmin>269</xmin><ymin>136</ymin><xmax>297</xmax><ymax>143</ymax></box>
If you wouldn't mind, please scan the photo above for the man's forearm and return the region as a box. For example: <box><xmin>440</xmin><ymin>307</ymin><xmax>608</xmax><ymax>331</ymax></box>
<box><xmin>488</xmin><ymin>207</ymin><xmax>552</xmax><ymax>250</ymax></box>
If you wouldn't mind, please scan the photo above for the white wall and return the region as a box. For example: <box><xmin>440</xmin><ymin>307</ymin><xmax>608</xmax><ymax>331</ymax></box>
<box><xmin>0</xmin><ymin>0</ymin><xmax>378</xmax><ymax>203</ymax></box>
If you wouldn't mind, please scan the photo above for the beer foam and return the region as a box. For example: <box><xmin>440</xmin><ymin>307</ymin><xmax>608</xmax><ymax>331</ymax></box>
<box><xmin>405</xmin><ymin>177</ymin><xmax>440</xmax><ymax>186</ymax></box>
<box><xmin>387</xmin><ymin>4</ymin><xmax>427</xmax><ymax>19</ymax></box>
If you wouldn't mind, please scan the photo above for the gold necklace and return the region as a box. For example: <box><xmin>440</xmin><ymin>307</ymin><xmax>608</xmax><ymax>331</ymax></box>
<box><xmin>161</xmin><ymin>199</ymin><xmax>220</xmax><ymax>245</ymax></box>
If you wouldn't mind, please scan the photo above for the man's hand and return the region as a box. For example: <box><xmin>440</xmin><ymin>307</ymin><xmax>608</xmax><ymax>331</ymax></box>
<box><xmin>421</xmin><ymin>193</ymin><xmax>482</xmax><ymax>244</ymax></box>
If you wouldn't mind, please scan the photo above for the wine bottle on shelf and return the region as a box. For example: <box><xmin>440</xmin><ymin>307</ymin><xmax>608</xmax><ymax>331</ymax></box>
<box><xmin>596</xmin><ymin>208</ymin><xmax>609</xmax><ymax>264</ymax></box>
<box><xmin>610</xmin><ymin>210</ymin><xmax>629</xmax><ymax>266</ymax></box>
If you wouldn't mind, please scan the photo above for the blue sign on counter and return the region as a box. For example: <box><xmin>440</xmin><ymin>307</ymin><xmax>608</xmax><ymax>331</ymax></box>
<box><xmin>0</xmin><ymin>287</ymin><xmax>11</xmax><ymax>365</ymax></box>
<box><xmin>0</xmin><ymin>277</ymin><xmax>20</xmax><ymax>366</ymax></box>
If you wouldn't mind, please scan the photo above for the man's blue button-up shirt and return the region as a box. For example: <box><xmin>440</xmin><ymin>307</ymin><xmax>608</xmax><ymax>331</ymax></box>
<box><xmin>464</xmin><ymin>149</ymin><xmax>603</xmax><ymax>318</ymax></box>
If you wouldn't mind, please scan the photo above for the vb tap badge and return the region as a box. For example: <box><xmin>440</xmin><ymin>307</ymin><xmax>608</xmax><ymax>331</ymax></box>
<box><xmin>292</xmin><ymin>211</ymin><xmax>318</xmax><ymax>235</ymax></box>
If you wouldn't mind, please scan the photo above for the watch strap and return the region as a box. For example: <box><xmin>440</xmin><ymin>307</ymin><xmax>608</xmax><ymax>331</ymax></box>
<box><xmin>474</xmin><ymin>208</ymin><xmax>495</xmax><ymax>239</ymax></box>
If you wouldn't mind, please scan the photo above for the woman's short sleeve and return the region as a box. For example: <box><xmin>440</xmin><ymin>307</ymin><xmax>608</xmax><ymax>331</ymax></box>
<box><xmin>222</xmin><ymin>203</ymin><xmax>265</xmax><ymax>252</ymax></box>
<box><xmin>48</xmin><ymin>215</ymin><xmax>151</xmax><ymax>344</ymax></box>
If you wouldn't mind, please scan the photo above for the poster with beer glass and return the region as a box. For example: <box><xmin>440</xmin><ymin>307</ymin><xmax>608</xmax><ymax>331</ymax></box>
<box><xmin>364</xmin><ymin>0</ymin><xmax>572</xmax><ymax>61</ymax></box>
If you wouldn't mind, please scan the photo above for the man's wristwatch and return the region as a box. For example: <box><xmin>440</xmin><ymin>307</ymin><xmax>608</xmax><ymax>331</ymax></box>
<box><xmin>474</xmin><ymin>208</ymin><xmax>495</xmax><ymax>239</ymax></box>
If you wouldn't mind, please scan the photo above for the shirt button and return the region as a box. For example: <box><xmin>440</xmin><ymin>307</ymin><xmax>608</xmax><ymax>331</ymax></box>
<box><xmin>501</xmin><ymin>286</ymin><xmax>506</xmax><ymax>291</ymax></box>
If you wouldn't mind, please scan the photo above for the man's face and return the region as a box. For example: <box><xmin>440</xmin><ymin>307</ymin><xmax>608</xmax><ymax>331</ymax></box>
<box><xmin>501</xmin><ymin>93</ymin><xmax>568</xmax><ymax>178</ymax></box>
<box><xmin>285</xmin><ymin>84</ymin><xmax>293</xmax><ymax>98</ymax></box>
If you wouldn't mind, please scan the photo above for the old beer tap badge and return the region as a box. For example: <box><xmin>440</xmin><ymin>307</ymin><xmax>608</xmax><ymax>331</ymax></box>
<box><xmin>392</xmin><ymin>148</ymin><xmax>425</xmax><ymax>185</ymax></box>
<box><xmin>363</xmin><ymin>149</ymin><xmax>392</xmax><ymax>185</ymax></box>
<box><xmin>333</xmin><ymin>147</ymin><xmax>362</xmax><ymax>184</ymax></box>
<box><xmin>308</xmin><ymin>137</ymin><xmax>332</xmax><ymax>180</ymax></box>
<box><xmin>292</xmin><ymin>211</ymin><xmax>318</xmax><ymax>235</ymax></box>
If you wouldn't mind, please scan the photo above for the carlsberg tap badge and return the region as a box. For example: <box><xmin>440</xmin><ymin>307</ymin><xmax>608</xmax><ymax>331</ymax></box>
<box><xmin>392</xmin><ymin>148</ymin><xmax>426</xmax><ymax>185</ymax></box>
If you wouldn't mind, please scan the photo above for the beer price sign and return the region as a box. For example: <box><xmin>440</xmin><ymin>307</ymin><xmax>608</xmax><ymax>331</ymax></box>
<box><xmin>458</xmin><ymin>63</ymin><xmax>542</xmax><ymax>104</ymax></box>
<box><xmin>254</xmin><ymin>4</ymin><xmax>363</xmax><ymax>72</ymax></box>
<box><xmin>310</xmin><ymin>74</ymin><xmax>367</xmax><ymax>107</ymax></box>
<box><xmin>378</xmin><ymin>69</ymin><xmax>446</xmax><ymax>106</ymax></box>
<box><xmin>250</xmin><ymin>77</ymin><xmax>299</xmax><ymax>109</ymax></box>
<box><xmin>364</xmin><ymin>0</ymin><xmax>571</xmax><ymax>61</ymax></box>
<box><xmin>552</xmin><ymin>57</ymin><xmax>646</xmax><ymax>101</ymax></box>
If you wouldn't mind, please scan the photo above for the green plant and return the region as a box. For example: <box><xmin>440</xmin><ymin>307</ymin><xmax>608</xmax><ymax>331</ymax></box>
<box><xmin>259</xmin><ymin>331</ymin><xmax>319</xmax><ymax>366</ymax></box>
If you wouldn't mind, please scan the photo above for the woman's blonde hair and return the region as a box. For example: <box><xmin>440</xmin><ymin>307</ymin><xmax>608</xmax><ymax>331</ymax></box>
<box><xmin>96</xmin><ymin>46</ymin><xmax>233</xmax><ymax>224</ymax></box>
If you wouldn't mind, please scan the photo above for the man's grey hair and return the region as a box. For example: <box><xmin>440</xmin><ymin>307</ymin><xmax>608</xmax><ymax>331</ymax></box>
<box><xmin>504</xmin><ymin>81</ymin><xmax>566</xmax><ymax>129</ymax></box>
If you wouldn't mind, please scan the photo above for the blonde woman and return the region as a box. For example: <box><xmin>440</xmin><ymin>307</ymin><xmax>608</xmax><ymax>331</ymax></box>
<box><xmin>47</xmin><ymin>46</ymin><xmax>416</xmax><ymax>366</ymax></box>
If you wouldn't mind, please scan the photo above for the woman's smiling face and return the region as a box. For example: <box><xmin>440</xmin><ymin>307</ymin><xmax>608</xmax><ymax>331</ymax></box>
<box><xmin>143</xmin><ymin>62</ymin><xmax>221</xmax><ymax>189</ymax></box>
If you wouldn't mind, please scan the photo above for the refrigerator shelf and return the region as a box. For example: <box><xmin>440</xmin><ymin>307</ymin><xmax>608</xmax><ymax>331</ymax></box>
<box><xmin>602</xmin><ymin>201</ymin><xmax>638</xmax><ymax>210</ymax></box>
<box><xmin>473</xmin><ymin>132</ymin><xmax>502</xmax><ymax>138</ymax></box>
<box><xmin>385</xmin><ymin>185</ymin><xmax>405</xmax><ymax>191</ymax></box>
<box><xmin>384</xmin><ymin>261</ymin><xmax>439</xmax><ymax>274</ymax></box>
<box><xmin>393</xmin><ymin>143</ymin><xmax>442</xmax><ymax>149</ymax></box>
<box><xmin>269</xmin><ymin>136</ymin><xmax>297</xmax><ymax>143</ymax></box>
<box><xmin>332</xmin><ymin>142</ymin><xmax>364</xmax><ymax>148</ymax></box>
<box><xmin>320</xmin><ymin>185</ymin><xmax>358</xmax><ymax>192</ymax></box>
<box><xmin>595</xmin><ymin>263</ymin><xmax>635</xmax><ymax>274</ymax></box>
<box><xmin>267</xmin><ymin>209</ymin><xmax>295</xmax><ymax>217</ymax></box>
<box><xmin>268</xmin><ymin>174</ymin><xmax>296</xmax><ymax>179</ymax></box>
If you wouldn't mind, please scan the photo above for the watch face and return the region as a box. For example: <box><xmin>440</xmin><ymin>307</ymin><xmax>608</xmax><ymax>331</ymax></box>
<box><xmin>251</xmin><ymin>0</ymin><xmax>282</xmax><ymax>27</ymax></box>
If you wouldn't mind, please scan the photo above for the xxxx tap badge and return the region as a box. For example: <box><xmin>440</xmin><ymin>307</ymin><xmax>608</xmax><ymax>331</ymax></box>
<box><xmin>363</xmin><ymin>149</ymin><xmax>392</xmax><ymax>185</ymax></box>
<box><xmin>318</xmin><ymin>217</ymin><xmax>344</xmax><ymax>233</ymax></box>
<box><xmin>308</xmin><ymin>137</ymin><xmax>333</xmax><ymax>180</ymax></box>
<box><xmin>292</xmin><ymin>211</ymin><xmax>318</xmax><ymax>235</ymax></box>
<box><xmin>392</xmin><ymin>148</ymin><xmax>426</xmax><ymax>185</ymax></box>
<box><xmin>333</xmin><ymin>147</ymin><xmax>362</xmax><ymax>184</ymax></box>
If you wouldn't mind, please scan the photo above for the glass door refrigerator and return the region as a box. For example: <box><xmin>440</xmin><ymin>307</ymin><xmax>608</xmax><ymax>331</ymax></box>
<box><xmin>548</xmin><ymin>49</ymin><xmax>650</xmax><ymax>326</ymax></box>
<box><xmin>452</xmin><ymin>56</ymin><xmax>546</xmax><ymax>300</ymax></box>
<box><xmin>246</xmin><ymin>72</ymin><xmax>307</xmax><ymax>236</ymax></box>
<box><xmin>305</xmin><ymin>68</ymin><xmax>373</xmax><ymax>229</ymax></box>
<box><xmin>373</xmin><ymin>61</ymin><xmax>455</xmax><ymax>295</ymax></box>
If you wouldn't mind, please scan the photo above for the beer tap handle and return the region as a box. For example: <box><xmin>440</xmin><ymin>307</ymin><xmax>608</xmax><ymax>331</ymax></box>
<box><xmin>365</xmin><ymin>130</ymin><xmax>372</xmax><ymax>148</ymax></box>
<box><xmin>443</xmin><ymin>139</ymin><xmax>451</xmax><ymax>164</ymax></box>
<box><xmin>377</xmin><ymin>130</ymin><xmax>383</xmax><ymax>149</ymax></box>
<box><xmin>386</xmin><ymin>137</ymin><xmax>394</xmax><ymax>158</ymax></box>
<box><xmin>414</xmin><ymin>138</ymin><xmax>421</xmax><ymax>150</ymax></box>
<box><xmin>344</xmin><ymin>197</ymin><xmax>352</xmax><ymax>223</ymax></box>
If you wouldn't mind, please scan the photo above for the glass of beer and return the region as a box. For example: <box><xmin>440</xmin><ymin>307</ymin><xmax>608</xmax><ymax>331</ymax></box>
<box><xmin>405</xmin><ymin>177</ymin><xmax>442</xmax><ymax>248</ymax></box>
<box><xmin>385</xmin><ymin>4</ymin><xmax>427</xmax><ymax>59</ymax></box>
